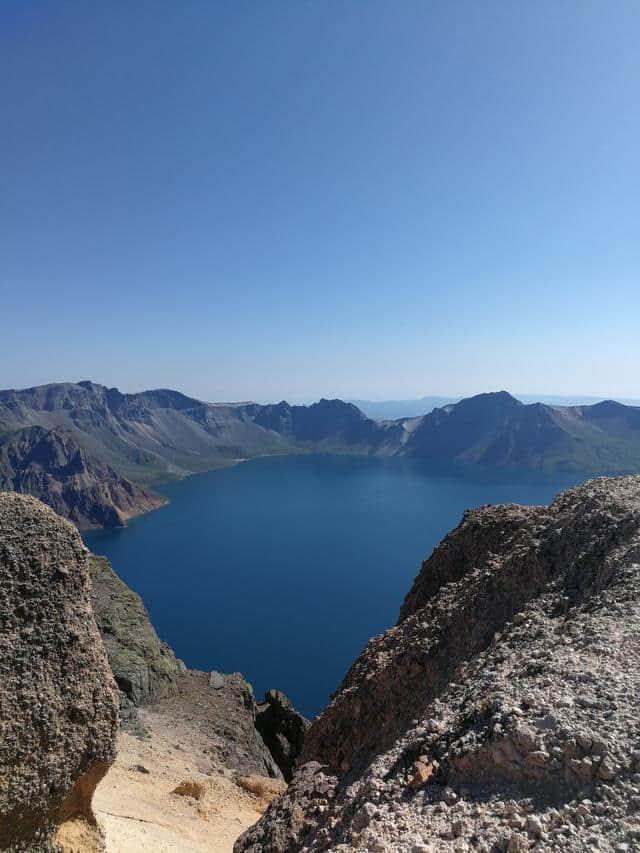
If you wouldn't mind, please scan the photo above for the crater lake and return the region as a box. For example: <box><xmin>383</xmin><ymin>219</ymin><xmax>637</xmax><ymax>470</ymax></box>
<box><xmin>83</xmin><ymin>454</ymin><xmax>582</xmax><ymax>718</ymax></box>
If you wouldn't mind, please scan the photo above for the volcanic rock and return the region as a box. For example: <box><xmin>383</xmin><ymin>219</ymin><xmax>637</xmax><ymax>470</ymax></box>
<box><xmin>88</xmin><ymin>554</ymin><xmax>183</xmax><ymax>716</ymax></box>
<box><xmin>254</xmin><ymin>689</ymin><xmax>311</xmax><ymax>781</ymax></box>
<box><xmin>0</xmin><ymin>493</ymin><xmax>118</xmax><ymax>851</ymax></box>
<box><xmin>235</xmin><ymin>476</ymin><xmax>640</xmax><ymax>852</ymax></box>
<box><xmin>0</xmin><ymin>425</ymin><xmax>164</xmax><ymax>529</ymax></box>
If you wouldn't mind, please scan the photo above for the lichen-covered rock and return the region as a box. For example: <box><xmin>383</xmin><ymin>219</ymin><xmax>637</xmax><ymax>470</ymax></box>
<box><xmin>236</xmin><ymin>476</ymin><xmax>640</xmax><ymax>852</ymax></box>
<box><xmin>255</xmin><ymin>689</ymin><xmax>311</xmax><ymax>781</ymax></box>
<box><xmin>0</xmin><ymin>493</ymin><xmax>119</xmax><ymax>851</ymax></box>
<box><xmin>88</xmin><ymin>554</ymin><xmax>183</xmax><ymax>716</ymax></box>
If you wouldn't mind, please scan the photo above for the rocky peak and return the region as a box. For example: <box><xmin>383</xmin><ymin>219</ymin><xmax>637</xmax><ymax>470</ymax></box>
<box><xmin>13</xmin><ymin>425</ymin><xmax>86</xmax><ymax>475</ymax></box>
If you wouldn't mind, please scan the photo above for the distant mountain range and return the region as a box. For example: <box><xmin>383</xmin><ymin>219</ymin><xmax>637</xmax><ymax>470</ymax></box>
<box><xmin>352</xmin><ymin>394</ymin><xmax>640</xmax><ymax>420</ymax></box>
<box><xmin>2</xmin><ymin>381</ymin><xmax>640</xmax><ymax>527</ymax></box>
<box><xmin>348</xmin><ymin>396</ymin><xmax>457</xmax><ymax>419</ymax></box>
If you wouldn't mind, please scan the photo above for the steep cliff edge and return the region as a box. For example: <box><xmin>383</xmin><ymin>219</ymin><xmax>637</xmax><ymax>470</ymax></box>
<box><xmin>88</xmin><ymin>554</ymin><xmax>183</xmax><ymax>714</ymax></box>
<box><xmin>0</xmin><ymin>426</ymin><xmax>165</xmax><ymax>529</ymax></box>
<box><xmin>236</xmin><ymin>476</ymin><xmax>640</xmax><ymax>852</ymax></box>
<box><xmin>87</xmin><ymin>552</ymin><xmax>306</xmax><ymax>781</ymax></box>
<box><xmin>0</xmin><ymin>493</ymin><xmax>119</xmax><ymax>851</ymax></box>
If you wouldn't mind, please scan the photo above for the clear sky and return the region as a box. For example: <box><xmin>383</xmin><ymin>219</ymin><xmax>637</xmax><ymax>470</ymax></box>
<box><xmin>1</xmin><ymin>2</ymin><xmax>639</xmax><ymax>403</ymax></box>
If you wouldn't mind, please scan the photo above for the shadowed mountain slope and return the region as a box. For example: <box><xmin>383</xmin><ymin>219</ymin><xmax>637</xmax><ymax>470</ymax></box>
<box><xmin>0</xmin><ymin>382</ymin><xmax>391</xmax><ymax>487</ymax></box>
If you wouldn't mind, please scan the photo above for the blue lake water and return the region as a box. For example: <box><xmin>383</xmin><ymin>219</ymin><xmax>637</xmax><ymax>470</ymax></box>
<box><xmin>83</xmin><ymin>455</ymin><xmax>582</xmax><ymax>718</ymax></box>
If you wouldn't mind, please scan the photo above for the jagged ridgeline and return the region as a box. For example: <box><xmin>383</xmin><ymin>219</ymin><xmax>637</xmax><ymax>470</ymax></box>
<box><xmin>2</xmin><ymin>381</ymin><xmax>640</xmax><ymax>528</ymax></box>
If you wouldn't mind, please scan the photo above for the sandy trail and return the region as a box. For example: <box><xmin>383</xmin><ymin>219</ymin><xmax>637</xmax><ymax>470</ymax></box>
<box><xmin>94</xmin><ymin>708</ymin><xmax>263</xmax><ymax>852</ymax></box>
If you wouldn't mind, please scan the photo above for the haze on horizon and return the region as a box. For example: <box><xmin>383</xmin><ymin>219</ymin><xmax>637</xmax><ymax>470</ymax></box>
<box><xmin>2</xmin><ymin>2</ymin><xmax>639</xmax><ymax>402</ymax></box>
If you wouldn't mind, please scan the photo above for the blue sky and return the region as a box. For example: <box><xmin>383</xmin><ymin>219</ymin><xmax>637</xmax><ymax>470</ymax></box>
<box><xmin>1</xmin><ymin>2</ymin><xmax>639</xmax><ymax>402</ymax></box>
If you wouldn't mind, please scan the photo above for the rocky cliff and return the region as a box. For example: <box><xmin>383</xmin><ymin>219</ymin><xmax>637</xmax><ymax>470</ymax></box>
<box><xmin>149</xmin><ymin>670</ymin><xmax>285</xmax><ymax>779</ymax></box>
<box><xmin>88</xmin><ymin>552</ymin><xmax>308</xmax><ymax>780</ymax></box>
<box><xmin>88</xmin><ymin>554</ymin><xmax>184</xmax><ymax>718</ymax></box>
<box><xmin>255</xmin><ymin>690</ymin><xmax>312</xmax><ymax>782</ymax></box>
<box><xmin>0</xmin><ymin>425</ymin><xmax>164</xmax><ymax>529</ymax></box>
<box><xmin>0</xmin><ymin>493</ymin><xmax>118</xmax><ymax>851</ymax></box>
<box><xmin>236</xmin><ymin>476</ymin><xmax>640</xmax><ymax>852</ymax></box>
<box><xmin>0</xmin><ymin>382</ymin><xmax>391</xmax><ymax>488</ymax></box>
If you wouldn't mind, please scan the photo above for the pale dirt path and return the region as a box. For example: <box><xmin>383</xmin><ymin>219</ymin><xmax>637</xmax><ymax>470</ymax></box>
<box><xmin>94</xmin><ymin>708</ymin><xmax>263</xmax><ymax>853</ymax></box>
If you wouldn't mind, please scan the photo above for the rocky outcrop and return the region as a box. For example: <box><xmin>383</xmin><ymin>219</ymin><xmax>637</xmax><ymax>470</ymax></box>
<box><xmin>87</xmin><ymin>549</ymin><xmax>309</xmax><ymax>783</ymax></box>
<box><xmin>236</xmin><ymin>476</ymin><xmax>640</xmax><ymax>852</ymax></box>
<box><xmin>0</xmin><ymin>493</ymin><xmax>118</xmax><ymax>851</ymax></box>
<box><xmin>150</xmin><ymin>671</ymin><xmax>284</xmax><ymax>779</ymax></box>
<box><xmin>88</xmin><ymin>555</ymin><xmax>183</xmax><ymax>718</ymax></box>
<box><xmin>255</xmin><ymin>690</ymin><xmax>311</xmax><ymax>781</ymax></box>
<box><xmin>0</xmin><ymin>425</ymin><xmax>164</xmax><ymax>529</ymax></box>
<box><xmin>253</xmin><ymin>398</ymin><xmax>386</xmax><ymax>450</ymax></box>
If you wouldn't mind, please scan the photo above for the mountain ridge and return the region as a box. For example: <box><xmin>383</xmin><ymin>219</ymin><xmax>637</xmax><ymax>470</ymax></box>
<box><xmin>2</xmin><ymin>382</ymin><xmax>640</xmax><ymax>527</ymax></box>
<box><xmin>353</xmin><ymin>393</ymin><xmax>640</xmax><ymax>420</ymax></box>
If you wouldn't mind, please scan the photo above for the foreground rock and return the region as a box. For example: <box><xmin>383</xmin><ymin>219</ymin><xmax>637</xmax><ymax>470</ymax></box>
<box><xmin>89</xmin><ymin>554</ymin><xmax>183</xmax><ymax>721</ymax></box>
<box><xmin>0</xmin><ymin>493</ymin><xmax>118</xmax><ymax>851</ymax></box>
<box><xmin>236</xmin><ymin>476</ymin><xmax>640</xmax><ymax>852</ymax></box>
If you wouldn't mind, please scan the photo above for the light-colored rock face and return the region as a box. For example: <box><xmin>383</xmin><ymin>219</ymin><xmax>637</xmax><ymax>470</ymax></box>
<box><xmin>236</xmin><ymin>476</ymin><xmax>640</xmax><ymax>852</ymax></box>
<box><xmin>0</xmin><ymin>492</ymin><xmax>119</xmax><ymax>851</ymax></box>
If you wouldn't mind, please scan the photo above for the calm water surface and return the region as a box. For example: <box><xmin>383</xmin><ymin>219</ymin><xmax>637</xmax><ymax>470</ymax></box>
<box><xmin>83</xmin><ymin>455</ymin><xmax>582</xmax><ymax>717</ymax></box>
